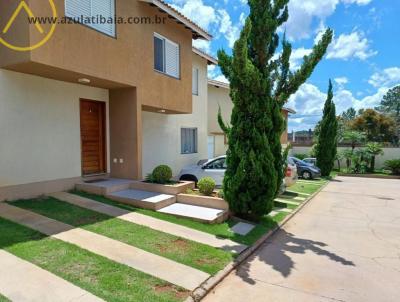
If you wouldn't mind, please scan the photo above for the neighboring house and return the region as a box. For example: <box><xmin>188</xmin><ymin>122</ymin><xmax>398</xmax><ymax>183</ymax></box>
<box><xmin>288</xmin><ymin>129</ymin><xmax>315</xmax><ymax>146</ymax></box>
<box><xmin>207</xmin><ymin>80</ymin><xmax>296</xmax><ymax>158</ymax></box>
<box><xmin>0</xmin><ymin>0</ymin><xmax>212</xmax><ymax>201</ymax></box>
<box><xmin>142</xmin><ymin>48</ymin><xmax>217</xmax><ymax>176</ymax></box>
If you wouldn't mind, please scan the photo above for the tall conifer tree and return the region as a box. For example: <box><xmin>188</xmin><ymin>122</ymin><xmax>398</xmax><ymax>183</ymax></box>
<box><xmin>218</xmin><ymin>0</ymin><xmax>333</xmax><ymax>219</ymax></box>
<box><xmin>316</xmin><ymin>80</ymin><xmax>338</xmax><ymax>177</ymax></box>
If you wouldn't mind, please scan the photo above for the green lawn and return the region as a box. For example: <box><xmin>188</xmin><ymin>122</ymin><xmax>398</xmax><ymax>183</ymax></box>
<box><xmin>0</xmin><ymin>218</ymin><xmax>188</xmax><ymax>302</ymax></box>
<box><xmin>9</xmin><ymin>197</ymin><xmax>233</xmax><ymax>275</ymax></box>
<box><xmin>0</xmin><ymin>294</ymin><xmax>10</xmax><ymax>302</ymax></box>
<box><xmin>71</xmin><ymin>188</ymin><xmax>320</xmax><ymax>246</ymax></box>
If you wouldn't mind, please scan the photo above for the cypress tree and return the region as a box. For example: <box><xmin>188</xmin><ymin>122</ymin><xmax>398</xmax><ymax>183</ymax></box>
<box><xmin>218</xmin><ymin>0</ymin><xmax>333</xmax><ymax>220</ymax></box>
<box><xmin>316</xmin><ymin>80</ymin><xmax>338</xmax><ymax>177</ymax></box>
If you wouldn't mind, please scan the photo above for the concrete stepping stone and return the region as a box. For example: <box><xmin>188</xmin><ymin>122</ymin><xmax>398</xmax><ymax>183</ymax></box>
<box><xmin>158</xmin><ymin>203</ymin><xmax>225</xmax><ymax>224</ymax></box>
<box><xmin>276</xmin><ymin>208</ymin><xmax>293</xmax><ymax>213</ymax></box>
<box><xmin>269</xmin><ymin>211</ymin><xmax>279</xmax><ymax>217</ymax></box>
<box><xmin>230</xmin><ymin>222</ymin><xmax>256</xmax><ymax>236</ymax></box>
<box><xmin>76</xmin><ymin>178</ymin><xmax>134</xmax><ymax>195</ymax></box>
<box><xmin>0</xmin><ymin>250</ymin><xmax>104</xmax><ymax>302</ymax></box>
<box><xmin>107</xmin><ymin>189</ymin><xmax>176</xmax><ymax>210</ymax></box>
<box><xmin>274</xmin><ymin>198</ymin><xmax>301</xmax><ymax>206</ymax></box>
<box><xmin>50</xmin><ymin>192</ymin><xmax>247</xmax><ymax>253</ymax></box>
<box><xmin>0</xmin><ymin>203</ymin><xmax>209</xmax><ymax>291</ymax></box>
<box><xmin>281</xmin><ymin>196</ymin><xmax>306</xmax><ymax>202</ymax></box>
<box><xmin>286</xmin><ymin>191</ymin><xmax>311</xmax><ymax>196</ymax></box>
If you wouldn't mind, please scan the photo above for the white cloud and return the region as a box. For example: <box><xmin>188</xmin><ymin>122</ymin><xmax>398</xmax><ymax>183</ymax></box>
<box><xmin>289</xmin><ymin>47</ymin><xmax>313</xmax><ymax>70</ymax></box>
<box><xmin>170</xmin><ymin>0</ymin><xmax>216</xmax><ymax>30</ymax></box>
<box><xmin>368</xmin><ymin>67</ymin><xmax>400</xmax><ymax>88</ymax></box>
<box><xmin>193</xmin><ymin>39</ymin><xmax>211</xmax><ymax>52</ymax></box>
<box><xmin>288</xmin><ymin>82</ymin><xmax>391</xmax><ymax>132</ymax></box>
<box><xmin>217</xmin><ymin>9</ymin><xmax>241</xmax><ymax>48</ymax></box>
<box><xmin>327</xmin><ymin>31</ymin><xmax>377</xmax><ymax>60</ymax></box>
<box><xmin>284</xmin><ymin>0</ymin><xmax>372</xmax><ymax>41</ymax></box>
<box><xmin>334</xmin><ymin>77</ymin><xmax>349</xmax><ymax>86</ymax></box>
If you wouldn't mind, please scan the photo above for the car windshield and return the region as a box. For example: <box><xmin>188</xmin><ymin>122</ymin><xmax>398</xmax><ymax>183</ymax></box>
<box><xmin>292</xmin><ymin>157</ymin><xmax>311</xmax><ymax>166</ymax></box>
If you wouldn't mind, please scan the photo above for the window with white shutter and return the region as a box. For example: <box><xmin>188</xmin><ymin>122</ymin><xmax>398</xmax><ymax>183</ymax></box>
<box><xmin>154</xmin><ymin>33</ymin><xmax>180</xmax><ymax>79</ymax></box>
<box><xmin>192</xmin><ymin>68</ymin><xmax>199</xmax><ymax>95</ymax></box>
<box><xmin>65</xmin><ymin>0</ymin><xmax>115</xmax><ymax>37</ymax></box>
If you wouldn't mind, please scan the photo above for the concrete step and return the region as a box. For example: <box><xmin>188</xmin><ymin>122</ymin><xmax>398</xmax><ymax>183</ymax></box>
<box><xmin>107</xmin><ymin>189</ymin><xmax>176</xmax><ymax>210</ymax></box>
<box><xmin>76</xmin><ymin>178</ymin><xmax>134</xmax><ymax>195</ymax></box>
<box><xmin>157</xmin><ymin>203</ymin><xmax>228</xmax><ymax>224</ymax></box>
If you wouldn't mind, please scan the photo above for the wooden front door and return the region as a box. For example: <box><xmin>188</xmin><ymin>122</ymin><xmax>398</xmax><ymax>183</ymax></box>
<box><xmin>80</xmin><ymin>99</ymin><xmax>106</xmax><ymax>175</ymax></box>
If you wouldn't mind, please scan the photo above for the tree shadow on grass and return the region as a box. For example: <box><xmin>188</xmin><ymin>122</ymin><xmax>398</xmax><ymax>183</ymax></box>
<box><xmin>236</xmin><ymin>229</ymin><xmax>355</xmax><ymax>285</ymax></box>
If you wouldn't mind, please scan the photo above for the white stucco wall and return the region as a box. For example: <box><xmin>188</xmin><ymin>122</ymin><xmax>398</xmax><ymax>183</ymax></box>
<box><xmin>0</xmin><ymin>70</ymin><xmax>109</xmax><ymax>187</ymax></box>
<box><xmin>291</xmin><ymin>146</ymin><xmax>400</xmax><ymax>169</ymax></box>
<box><xmin>142</xmin><ymin>54</ymin><xmax>209</xmax><ymax>176</ymax></box>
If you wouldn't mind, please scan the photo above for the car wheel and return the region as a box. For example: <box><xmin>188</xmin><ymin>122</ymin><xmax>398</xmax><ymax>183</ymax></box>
<box><xmin>179</xmin><ymin>174</ymin><xmax>198</xmax><ymax>185</ymax></box>
<box><xmin>302</xmin><ymin>171</ymin><xmax>312</xmax><ymax>180</ymax></box>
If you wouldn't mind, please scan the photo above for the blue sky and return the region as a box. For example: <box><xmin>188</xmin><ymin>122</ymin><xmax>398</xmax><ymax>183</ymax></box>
<box><xmin>167</xmin><ymin>0</ymin><xmax>400</xmax><ymax>132</ymax></box>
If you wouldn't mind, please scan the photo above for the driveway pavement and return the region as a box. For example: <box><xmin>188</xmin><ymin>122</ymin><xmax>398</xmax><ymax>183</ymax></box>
<box><xmin>203</xmin><ymin>176</ymin><xmax>400</xmax><ymax>302</ymax></box>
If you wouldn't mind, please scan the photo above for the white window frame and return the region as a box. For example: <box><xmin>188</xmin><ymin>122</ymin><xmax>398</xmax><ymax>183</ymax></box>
<box><xmin>65</xmin><ymin>0</ymin><xmax>116</xmax><ymax>37</ymax></box>
<box><xmin>181</xmin><ymin>128</ymin><xmax>198</xmax><ymax>154</ymax></box>
<box><xmin>154</xmin><ymin>33</ymin><xmax>180</xmax><ymax>79</ymax></box>
<box><xmin>192</xmin><ymin>67</ymin><xmax>199</xmax><ymax>95</ymax></box>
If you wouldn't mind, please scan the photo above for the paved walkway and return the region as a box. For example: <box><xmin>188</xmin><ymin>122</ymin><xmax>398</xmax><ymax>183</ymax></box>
<box><xmin>0</xmin><ymin>203</ymin><xmax>209</xmax><ymax>291</ymax></box>
<box><xmin>0</xmin><ymin>250</ymin><xmax>104</xmax><ymax>302</ymax></box>
<box><xmin>203</xmin><ymin>177</ymin><xmax>400</xmax><ymax>302</ymax></box>
<box><xmin>50</xmin><ymin>192</ymin><xmax>247</xmax><ymax>253</ymax></box>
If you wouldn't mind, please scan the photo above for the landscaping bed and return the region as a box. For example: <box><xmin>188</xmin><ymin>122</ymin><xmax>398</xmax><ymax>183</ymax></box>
<box><xmin>131</xmin><ymin>181</ymin><xmax>195</xmax><ymax>195</ymax></box>
<box><xmin>72</xmin><ymin>177</ymin><xmax>328</xmax><ymax>246</ymax></box>
<box><xmin>177</xmin><ymin>189</ymin><xmax>229</xmax><ymax>210</ymax></box>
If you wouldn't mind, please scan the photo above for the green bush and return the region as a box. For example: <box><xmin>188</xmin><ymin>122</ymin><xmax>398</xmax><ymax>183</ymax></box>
<box><xmin>384</xmin><ymin>159</ymin><xmax>400</xmax><ymax>175</ymax></box>
<box><xmin>198</xmin><ymin>177</ymin><xmax>216</xmax><ymax>196</ymax></box>
<box><xmin>151</xmin><ymin>165</ymin><xmax>173</xmax><ymax>184</ymax></box>
<box><xmin>293</xmin><ymin>153</ymin><xmax>308</xmax><ymax>160</ymax></box>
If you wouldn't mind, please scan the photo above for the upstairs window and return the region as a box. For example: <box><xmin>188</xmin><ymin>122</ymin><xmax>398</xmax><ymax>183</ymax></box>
<box><xmin>192</xmin><ymin>68</ymin><xmax>199</xmax><ymax>95</ymax></box>
<box><xmin>65</xmin><ymin>0</ymin><xmax>116</xmax><ymax>37</ymax></box>
<box><xmin>181</xmin><ymin>128</ymin><xmax>198</xmax><ymax>154</ymax></box>
<box><xmin>154</xmin><ymin>33</ymin><xmax>180</xmax><ymax>79</ymax></box>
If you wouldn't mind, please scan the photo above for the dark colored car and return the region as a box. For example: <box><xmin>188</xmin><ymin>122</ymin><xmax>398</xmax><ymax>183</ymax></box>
<box><xmin>289</xmin><ymin>157</ymin><xmax>321</xmax><ymax>180</ymax></box>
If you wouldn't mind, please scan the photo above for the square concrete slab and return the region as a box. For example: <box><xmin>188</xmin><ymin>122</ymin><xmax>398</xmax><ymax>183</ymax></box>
<box><xmin>109</xmin><ymin>189</ymin><xmax>173</xmax><ymax>203</ymax></box>
<box><xmin>230</xmin><ymin>222</ymin><xmax>256</xmax><ymax>236</ymax></box>
<box><xmin>158</xmin><ymin>203</ymin><xmax>224</xmax><ymax>222</ymax></box>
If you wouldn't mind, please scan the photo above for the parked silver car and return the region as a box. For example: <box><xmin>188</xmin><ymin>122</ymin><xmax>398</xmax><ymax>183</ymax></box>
<box><xmin>178</xmin><ymin>156</ymin><xmax>295</xmax><ymax>192</ymax></box>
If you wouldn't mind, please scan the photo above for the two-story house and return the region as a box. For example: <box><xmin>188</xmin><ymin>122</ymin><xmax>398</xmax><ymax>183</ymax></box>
<box><xmin>207</xmin><ymin>79</ymin><xmax>296</xmax><ymax>158</ymax></box>
<box><xmin>0</xmin><ymin>0</ymin><xmax>212</xmax><ymax>201</ymax></box>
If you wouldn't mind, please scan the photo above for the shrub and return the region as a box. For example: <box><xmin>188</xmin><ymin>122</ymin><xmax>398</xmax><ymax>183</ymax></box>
<box><xmin>151</xmin><ymin>165</ymin><xmax>173</xmax><ymax>184</ymax></box>
<box><xmin>198</xmin><ymin>177</ymin><xmax>216</xmax><ymax>196</ymax></box>
<box><xmin>293</xmin><ymin>153</ymin><xmax>308</xmax><ymax>160</ymax></box>
<box><xmin>384</xmin><ymin>159</ymin><xmax>400</xmax><ymax>175</ymax></box>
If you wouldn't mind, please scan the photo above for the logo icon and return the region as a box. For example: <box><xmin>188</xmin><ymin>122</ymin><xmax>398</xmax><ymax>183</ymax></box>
<box><xmin>0</xmin><ymin>0</ymin><xmax>57</xmax><ymax>51</ymax></box>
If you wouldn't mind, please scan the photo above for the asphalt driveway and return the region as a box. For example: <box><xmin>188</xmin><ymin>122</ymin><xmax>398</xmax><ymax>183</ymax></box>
<box><xmin>203</xmin><ymin>176</ymin><xmax>400</xmax><ymax>302</ymax></box>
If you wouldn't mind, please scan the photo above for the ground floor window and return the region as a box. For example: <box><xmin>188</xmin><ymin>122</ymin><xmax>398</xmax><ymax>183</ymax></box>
<box><xmin>181</xmin><ymin>128</ymin><xmax>198</xmax><ymax>154</ymax></box>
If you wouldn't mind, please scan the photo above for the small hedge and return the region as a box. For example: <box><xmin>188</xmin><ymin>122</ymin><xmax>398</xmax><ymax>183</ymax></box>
<box><xmin>384</xmin><ymin>159</ymin><xmax>400</xmax><ymax>175</ymax></box>
<box><xmin>198</xmin><ymin>177</ymin><xmax>216</xmax><ymax>196</ymax></box>
<box><xmin>148</xmin><ymin>165</ymin><xmax>173</xmax><ymax>184</ymax></box>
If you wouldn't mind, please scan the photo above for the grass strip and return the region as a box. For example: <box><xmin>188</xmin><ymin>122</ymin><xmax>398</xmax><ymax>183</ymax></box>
<box><xmin>10</xmin><ymin>197</ymin><xmax>233</xmax><ymax>275</ymax></box>
<box><xmin>0</xmin><ymin>217</ymin><xmax>188</xmax><ymax>302</ymax></box>
<box><xmin>71</xmin><ymin>190</ymin><xmax>291</xmax><ymax>246</ymax></box>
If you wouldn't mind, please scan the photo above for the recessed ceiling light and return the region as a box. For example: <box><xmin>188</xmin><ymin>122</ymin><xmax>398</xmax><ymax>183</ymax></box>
<box><xmin>158</xmin><ymin>109</ymin><xmax>166</xmax><ymax>113</ymax></box>
<box><xmin>78</xmin><ymin>78</ymin><xmax>91</xmax><ymax>84</ymax></box>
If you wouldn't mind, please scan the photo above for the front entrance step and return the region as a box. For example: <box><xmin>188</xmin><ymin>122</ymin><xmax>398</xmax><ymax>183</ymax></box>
<box><xmin>158</xmin><ymin>203</ymin><xmax>228</xmax><ymax>224</ymax></box>
<box><xmin>107</xmin><ymin>189</ymin><xmax>176</xmax><ymax>211</ymax></box>
<box><xmin>76</xmin><ymin>178</ymin><xmax>134</xmax><ymax>195</ymax></box>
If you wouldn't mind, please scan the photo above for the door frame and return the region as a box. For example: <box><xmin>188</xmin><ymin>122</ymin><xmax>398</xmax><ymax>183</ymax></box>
<box><xmin>80</xmin><ymin>99</ymin><xmax>107</xmax><ymax>176</ymax></box>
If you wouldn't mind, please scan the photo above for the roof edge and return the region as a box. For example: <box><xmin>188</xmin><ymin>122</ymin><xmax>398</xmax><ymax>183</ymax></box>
<box><xmin>208</xmin><ymin>79</ymin><xmax>230</xmax><ymax>89</ymax></box>
<box><xmin>192</xmin><ymin>48</ymin><xmax>218</xmax><ymax>65</ymax></box>
<box><xmin>140</xmin><ymin>0</ymin><xmax>212</xmax><ymax>41</ymax></box>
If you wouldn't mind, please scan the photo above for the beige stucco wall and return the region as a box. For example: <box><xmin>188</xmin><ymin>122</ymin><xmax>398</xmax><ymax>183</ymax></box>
<box><xmin>142</xmin><ymin>54</ymin><xmax>208</xmax><ymax>176</ymax></box>
<box><xmin>208</xmin><ymin>85</ymin><xmax>232</xmax><ymax>134</ymax></box>
<box><xmin>0</xmin><ymin>70</ymin><xmax>109</xmax><ymax>188</ymax></box>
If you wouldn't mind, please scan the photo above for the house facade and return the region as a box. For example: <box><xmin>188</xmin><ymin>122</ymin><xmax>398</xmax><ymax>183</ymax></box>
<box><xmin>207</xmin><ymin>79</ymin><xmax>295</xmax><ymax>158</ymax></box>
<box><xmin>0</xmin><ymin>0</ymin><xmax>211</xmax><ymax>201</ymax></box>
